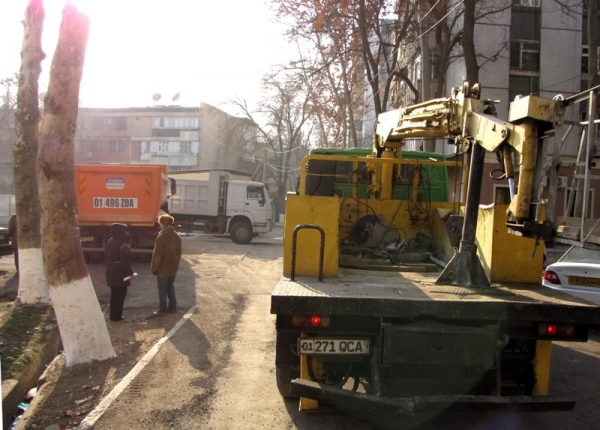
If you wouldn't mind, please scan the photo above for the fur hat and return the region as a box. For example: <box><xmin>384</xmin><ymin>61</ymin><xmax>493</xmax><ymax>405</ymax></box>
<box><xmin>158</xmin><ymin>214</ymin><xmax>175</xmax><ymax>226</ymax></box>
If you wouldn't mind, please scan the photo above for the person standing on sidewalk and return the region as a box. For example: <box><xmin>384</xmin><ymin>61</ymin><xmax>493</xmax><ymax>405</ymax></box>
<box><xmin>105</xmin><ymin>223</ymin><xmax>135</xmax><ymax>322</ymax></box>
<box><xmin>150</xmin><ymin>214</ymin><xmax>182</xmax><ymax>314</ymax></box>
<box><xmin>8</xmin><ymin>214</ymin><xmax>18</xmax><ymax>273</ymax></box>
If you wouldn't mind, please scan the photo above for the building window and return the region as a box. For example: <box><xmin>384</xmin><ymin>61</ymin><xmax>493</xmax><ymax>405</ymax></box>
<box><xmin>92</xmin><ymin>118</ymin><xmax>104</xmax><ymax>129</ymax></box>
<box><xmin>509</xmin><ymin>75</ymin><xmax>539</xmax><ymax>102</ymax></box>
<box><xmin>158</xmin><ymin>142</ymin><xmax>169</xmax><ymax>152</ymax></box>
<box><xmin>110</xmin><ymin>141</ymin><xmax>123</xmax><ymax>152</ymax></box>
<box><xmin>494</xmin><ymin>185</ymin><xmax>512</xmax><ymax>205</ymax></box>
<box><xmin>180</xmin><ymin>142</ymin><xmax>192</xmax><ymax>153</ymax></box>
<box><xmin>154</xmin><ymin>117</ymin><xmax>199</xmax><ymax>129</ymax></box>
<box><xmin>518</xmin><ymin>0</ymin><xmax>540</xmax><ymax>7</ymax></box>
<box><xmin>115</xmin><ymin>117</ymin><xmax>127</xmax><ymax>130</ymax></box>
<box><xmin>92</xmin><ymin>141</ymin><xmax>105</xmax><ymax>152</ymax></box>
<box><xmin>510</xmin><ymin>4</ymin><xmax>540</xmax><ymax>71</ymax></box>
<box><xmin>510</xmin><ymin>40</ymin><xmax>540</xmax><ymax>71</ymax></box>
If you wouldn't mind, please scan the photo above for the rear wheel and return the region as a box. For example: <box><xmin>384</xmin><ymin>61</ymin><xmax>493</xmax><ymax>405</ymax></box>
<box><xmin>230</xmin><ymin>221</ymin><xmax>253</xmax><ymax>244</ymax></box>
<box><xmin>276</xmin><ymin>330</ymin><xmax>300</xmax><ymax>398</ymax></box>
<box><xmin>276</xmin><ymin>364</ymin><xmax>299</xmax><ymax>398</ymax></box>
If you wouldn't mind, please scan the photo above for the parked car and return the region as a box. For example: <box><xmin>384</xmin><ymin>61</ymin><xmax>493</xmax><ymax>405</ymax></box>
<box><xmin>542</xmin><ymin>245</ymin><xmax>600</xmax><ymax>305</ymax></box>
<box><xmin>0</xmin><ymin>227</ymin><xmax>12</xmax><ymax>256</ymax></box>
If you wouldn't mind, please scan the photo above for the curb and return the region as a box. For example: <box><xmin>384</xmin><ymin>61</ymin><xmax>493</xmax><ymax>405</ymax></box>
<box><xmin>2</xmin><ymin>326</ymin><xmax>60</xmax><ymax>430</ymax></box>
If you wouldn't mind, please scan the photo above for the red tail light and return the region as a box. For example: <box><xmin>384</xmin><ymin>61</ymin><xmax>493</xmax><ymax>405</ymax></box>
<box><xmin>291</xmin><ymin>315</ymin><xmax>331</xmax><ymax>328</ymax></box>
<box><xmin>538</xmin><ymin>323</ymin><xmax>574</xmax><ymax>337</ymax></box>
<box><xmin>543</xmin><ymin>270</ymin><xmax>561</xmax><ymax>285</ymax></box>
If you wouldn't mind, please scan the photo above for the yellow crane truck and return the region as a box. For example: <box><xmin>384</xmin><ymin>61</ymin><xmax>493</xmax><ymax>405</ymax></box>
<box><xmin>270</xmin><ymin>82</ymin><xmax>600</xmax><ymax>424</ymax></box>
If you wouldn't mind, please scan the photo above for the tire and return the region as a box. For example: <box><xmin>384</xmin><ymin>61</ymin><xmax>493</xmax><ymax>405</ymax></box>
<box><xmin>276</xmin><ymin>364</ymin><xmax>299</xmax><ymax>398</ymax></box>
<box><xmin>230</xmin><ymin>221</ymin><xmax>253</xmax><ymax>244</ymax></box>
<box><xmin>276</xmin><ymin>329</ymin><xmax>300</xmax><ymax>398</ymax></box>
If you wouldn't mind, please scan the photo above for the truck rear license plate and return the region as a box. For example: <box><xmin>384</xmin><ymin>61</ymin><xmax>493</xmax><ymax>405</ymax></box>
<box><xmin>298</xmin><ymin>338</ymin><xmax>370</xmax><ymax>355</ymax></box>
<box><xmin>93</xmin><ymin>197</ymin><xmax>138</xmax><ymax>209</ymax></box>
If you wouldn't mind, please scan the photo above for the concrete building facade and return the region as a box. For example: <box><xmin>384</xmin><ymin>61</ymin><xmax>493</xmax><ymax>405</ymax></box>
<box><xmin>75</xmin><ymin>102</ymin><xmax>260</xmax><ymax>174</ymax></box>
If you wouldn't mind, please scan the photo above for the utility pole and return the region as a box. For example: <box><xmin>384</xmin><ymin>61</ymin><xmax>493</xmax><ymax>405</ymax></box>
<box><xmin>262</xmin><ymin>141</ymin><xmax>268</xmax><ymax>183</ymax></box>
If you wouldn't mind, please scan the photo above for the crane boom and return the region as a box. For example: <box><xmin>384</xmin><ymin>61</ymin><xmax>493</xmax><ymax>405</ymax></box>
<box><xmin>373</xmin><ymin>82</ymin><xmax>559</xmax><ymax>287</ymax></box>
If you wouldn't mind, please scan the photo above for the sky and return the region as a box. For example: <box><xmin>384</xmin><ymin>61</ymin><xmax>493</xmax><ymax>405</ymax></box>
<box><xmin>0</xmin><ymin>0</ymin><xmax>292</xmax><ymax>115</ymax></box>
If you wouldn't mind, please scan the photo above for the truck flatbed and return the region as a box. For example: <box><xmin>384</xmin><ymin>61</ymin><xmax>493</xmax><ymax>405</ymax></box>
<box><xmin>271</xmin><ymin>268</ymin><xmax>600</xmax><ymax>324</ymax></box>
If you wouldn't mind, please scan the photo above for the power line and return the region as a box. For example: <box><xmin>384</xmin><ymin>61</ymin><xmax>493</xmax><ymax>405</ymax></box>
<box><xmin>416</xmin><ymin>0</ymin><xmax>464</xmax><ymax>41</ymax></box>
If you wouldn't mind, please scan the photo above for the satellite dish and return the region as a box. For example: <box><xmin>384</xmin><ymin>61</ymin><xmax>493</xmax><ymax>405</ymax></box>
<box><xmin>172</xmin><ymin>92</ymin><xmax>180</xmax><ymax>102</ymax></box>
<box><xmin>152</xmin><ymin>93</ymin><xmax>161</xmax><ymax>101</ymax></box>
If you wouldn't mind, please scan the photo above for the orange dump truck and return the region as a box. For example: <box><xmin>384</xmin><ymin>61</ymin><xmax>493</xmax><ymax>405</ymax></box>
<box><xmin>75</xmin><ymin>164</ymin><xmax>173</xmax><ymax>259</ymax></box>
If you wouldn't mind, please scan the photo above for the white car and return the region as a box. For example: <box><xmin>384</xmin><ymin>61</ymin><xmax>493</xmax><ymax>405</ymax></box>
<box><xmin>542</xmin><ymin>246</ymin><xmax>600</xmax><ymax>305</ymax></box>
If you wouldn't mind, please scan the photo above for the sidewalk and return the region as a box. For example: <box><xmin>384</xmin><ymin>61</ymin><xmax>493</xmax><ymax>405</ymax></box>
<box><xmin>0</xmin><ymin>251</ymin><xmax>172</xmax><ymax>429</ymax></box>
<box><xmin>2</xmin><ymin>237</ymin><xmax>207</xmax><ymax>430</ymax></box>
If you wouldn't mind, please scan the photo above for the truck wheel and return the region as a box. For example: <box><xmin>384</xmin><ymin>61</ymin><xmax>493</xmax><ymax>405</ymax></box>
<box><xmin>230</xmin><ymin>222</ymin><xmax>253</xmax><ymax>244</ymax></box>
<box><xmin>276</xmin><ymin>364</ymin><xmax>299</xmax><ymax>398</ymax></box>
<box><xmin>276</xmin><ymin>329</ymin><xmax>300</xmax><ymax>398</ymax></box>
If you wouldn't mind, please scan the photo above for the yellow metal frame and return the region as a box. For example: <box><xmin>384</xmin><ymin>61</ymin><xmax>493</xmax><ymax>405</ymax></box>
<box><xmin>299</xmin><ymin>333</ymin><xmax>321</xmax><ymax>411</ymax></box>
<box><xmin>533</xmin><ymin>340</ymin><xmax>552</xmax><ymax>395</ymax></box>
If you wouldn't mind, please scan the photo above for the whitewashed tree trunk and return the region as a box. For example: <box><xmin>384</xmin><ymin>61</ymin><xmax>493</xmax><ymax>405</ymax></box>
<box><xmin>14</xmin><ymin>0</ymin><xmax>49</xmax><ymax>304</ymax></box>
<box><xmin>38</xmin><ymin>4</ymin><xmax>115</xmax><ymax>366</ymax></box>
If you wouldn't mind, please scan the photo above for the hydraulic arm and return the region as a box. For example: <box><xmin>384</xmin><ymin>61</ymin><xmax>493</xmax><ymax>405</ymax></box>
<box><xmin>373</xmin><ymin>82</ymin><xmax>559</xmax><ymax>287</ymax></box>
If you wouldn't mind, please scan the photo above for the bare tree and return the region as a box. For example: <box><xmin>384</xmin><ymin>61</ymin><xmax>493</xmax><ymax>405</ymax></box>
<box><xmin>275</xmin><ymin>0</ymin><xmax>418</xmax><ymax>147</ymax></box>
<box><xmin>14</xmin><ymin>0</ymin><xmax>49</xmax><ymax>304</ymax></box>
<box><xmin>233</xmin><ymin>72</ymin><xmax>313</xmax><ymax>213</ymax></box>
<box><xmin>38</xmin><ymin>3</ymin><xmax>115</xmax><ymax>365</ymax></box>
<box><xmin>282</xmin><ymin>2</ymin><xmax>364</xmax><ymax>147</ymax></box>
<box><xmin>1</xmin><ymin>74</ymin><xmax>19</xmax><ymax>109</ymax></box>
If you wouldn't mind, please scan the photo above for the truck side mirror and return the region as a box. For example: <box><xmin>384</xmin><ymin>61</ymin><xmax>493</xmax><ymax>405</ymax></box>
<box><xmin>169</xmin><ymin>177</ymin><xmax>177</xmax><ymax>195</ymax></box>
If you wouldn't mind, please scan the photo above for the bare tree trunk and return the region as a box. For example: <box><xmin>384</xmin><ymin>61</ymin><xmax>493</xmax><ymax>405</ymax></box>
<box><xmin>462</xmin><ymin>0</ymin><xmax>479</xmax><ymax>83</ymax></box>
<box><xmin>589</xmin><ymin>0</ymin><xmax>599</xmax><ymax>88</ymax></box>
<box><xmin>14</xmin><ymin>0</ymin><xmax>49</xmax><ymax>304</ymax></box>
<box><xmin>38</xmin><ymin>4</ymin><xmax>115</xmax><ymax>366</ymax></box>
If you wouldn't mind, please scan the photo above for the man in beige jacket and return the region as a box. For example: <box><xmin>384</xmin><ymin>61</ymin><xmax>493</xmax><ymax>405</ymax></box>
<box><xmin>150</xmin><ymin>214</ymin><xmax>182</xmax><ymax>314</ymax></box>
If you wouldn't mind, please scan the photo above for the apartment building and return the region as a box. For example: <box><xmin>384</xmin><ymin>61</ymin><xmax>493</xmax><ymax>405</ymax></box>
<box><xmin>440</xmin><ymin>0</ymin><xmax>600</xmax><ymax>217</ymax></box>
<box><xmin>75</xmin><ymin>102</ymin><xmax>260</xmax><ymax>174</ymax></box>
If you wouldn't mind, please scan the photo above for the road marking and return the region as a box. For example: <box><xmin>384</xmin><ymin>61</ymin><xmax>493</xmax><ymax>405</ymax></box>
<box><xmin>78</xmin><ymin>305</ymin><xmax>197</xmax><ymax>429</ymax></box>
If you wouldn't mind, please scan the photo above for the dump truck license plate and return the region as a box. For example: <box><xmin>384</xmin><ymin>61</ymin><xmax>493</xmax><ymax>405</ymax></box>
<box><xmin>298</xmin><ymin>338</ymin><xmax>370</xmax><ymax>355</ymax></box>
<box><xmin>93</xmin><ymin>197</ymin><xmax>138</xmax><ymax>208</ymax></box>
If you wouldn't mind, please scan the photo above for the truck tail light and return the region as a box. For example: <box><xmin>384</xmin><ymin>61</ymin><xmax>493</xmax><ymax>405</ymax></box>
<box><xmin>543</xmin><ymin>270</ymin><xmax>561</xmax><ymax>285</ymax></box>
<box><xmin>143</xmin><ymin>228</ymin><xmax>158</xmax><ymax>236</ymax></box>
<box><xmin>538</xmin><ymin>323</ymin><xmax>574</xmax><ymax>337</ymax></box>
<box><xmin>291</xmin><ymin>315</ymin><xmax>330</xmax><ymax>328</ymax></box>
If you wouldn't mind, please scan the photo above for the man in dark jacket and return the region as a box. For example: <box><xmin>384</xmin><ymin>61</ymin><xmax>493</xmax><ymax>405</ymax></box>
<box><xmin>150</xmin><ymin>214</ymin><xmax>182</xmax><ymax>314</ymax></box>
<box><xmin>105</xmin><ymin>223</ymin><xmax>134</xmax><ymax>321</ymax></box>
